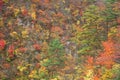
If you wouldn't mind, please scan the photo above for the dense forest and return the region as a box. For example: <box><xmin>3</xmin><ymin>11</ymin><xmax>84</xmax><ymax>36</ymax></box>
<box><xmin>0</xmin><ymin>0</ymin><xmax>120</xmax><ymax>80</ymax></box>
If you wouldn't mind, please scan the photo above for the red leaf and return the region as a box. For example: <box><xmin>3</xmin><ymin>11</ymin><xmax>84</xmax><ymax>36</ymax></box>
<box><xmin>19</xmin><ymin>47</ymin><xmax>27</xmax><ymax>53</ymax></box>
<box><xmin>35</xmin><ymin>63</ymin><xmax>41</xmax><ymax>68</ymax></box>
<box><xmin>96</xmin><ymin>39</ymin><xmax>115</xmax><ymax>67</ymax></box>
<box><xmin>21</xmin><ymin>8</ymin><xmax>28</xmax><ymax>16</ymax></box>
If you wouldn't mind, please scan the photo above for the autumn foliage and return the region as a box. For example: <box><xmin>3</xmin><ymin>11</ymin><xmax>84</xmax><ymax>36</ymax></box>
<box><xmin>0</xmin><ymin>0</ymin><xmax>120</xmax><ymax>80</ymax></box>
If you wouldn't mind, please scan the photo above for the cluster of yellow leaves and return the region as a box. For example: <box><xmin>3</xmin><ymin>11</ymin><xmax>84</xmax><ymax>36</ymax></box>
<box><xmin>28</xmin><ymin>70</ymin><xmax>37</xmax><ymax>78</ymax></box>
<box><xmin>50</xmin><ymin>78</ymin><xmax>58</xmax><ymax>80</ymax></box>
<box><xmin>10</xmin><ymin>30</ymin><xmax>29</xmax><ymax>39</ymax></box>
<box><xmin>41</xmin><ymin>41</ymin><xmax>49</xmax><ymax>52</ymax></box>
<box><xmin>43</xmin><ymin>30</ymin><xmax>50</xmax><ymax>39</ymax></box>
<box><xmin>84</xmin><ymin>69</ymin><xmax>94</xmax><ymax>80</ymax></box>
<box><xmin>10</xmin><ymin>31</ymin><xmax>19</xmax><ymax>39</ymax></box>
<box><xmin>28</xmin><ymin>66</ymin><xmax>47</xmax><ymax>79</ymax></box>
<box><xmin>39</xmin><ymin>66</ymin><xmax>47</xmax><ymax>72</ymax></box>
<box><xmin>14</xmin><ymin>8</ymin><xmax>20</xmax><ymax>17</ymax></box>
<box><xmin>3</xmin><ymin>0</ymin><xmax>9</xmax><ymax>3</ymax></box>
<box><xmin>31</xmin><ymin>11</ymin><xmax>36</xmax><ymax>20</ymax></box>
<box><xmin>22</xmin><ymin>30</ymin><xmax>29</xmax><ymax>38</ymax></box>
<box><xmin>101</xmin><ymin>69</ymin><xmax>113</xmax><ymax>80</ymax></box>
<box><xmin>17</xmin><ymin>66</ymin><xmax>27</xmax><ymax>72</ymax></box>
<box><xmin>108</xmin><ymin>27</ymin><xmax>117</xmax><ymax>37</ymax></box>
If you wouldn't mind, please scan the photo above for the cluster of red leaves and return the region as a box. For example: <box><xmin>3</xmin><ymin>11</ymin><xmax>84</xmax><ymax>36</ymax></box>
<box><xmin>0</xmin><ymin>39</ymin><xmax>6</xmax><ymax>50</ymax></box>
<box><xmin>21</xmin><ymin>8</ymin><xmax>28</xmax><ymax>16</ymax></box>
<box><xmin>18</xmin><ymin>47</ymin><xmax>27</xmax><ymax>53</ymax></box>
<box><xmin>0</xmin><ymin>0</ymin><xmax>3</xmax><ymax>11</ymax></box>
<box><xmin>8</xmin><ymin>44</ymin><xmax>15</xmax><ymax>58</ymax></box>
<box><xmin>33</xmin><ymin>44</ymin><xmax>41</xmax><ymax>51</ymax></box>
<box><xmin>102</xmin><ymin>39</ymin><xmax>115</xmax><ymax>54</ymax></box>
<box><xmin>96</xmin><ymin>39</ymin><xmax>115</xmax><ymax>68</ymax></box>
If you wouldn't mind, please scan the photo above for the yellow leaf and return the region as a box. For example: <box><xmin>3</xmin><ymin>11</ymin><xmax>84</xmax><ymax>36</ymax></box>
<box><xmin>8</xmin><ymin>20</ymin><xmax>12</xmax><ymax>26</ymax></box>
<box><xmin>65</xmin><ymin>8</ymin><xmax>70</xmax><ymax>12</ymax></box>
<box><xmin>14</xmin><ymin>49</ymin><xmax>19</xmax><ymax>54</ymax></box>
<box><xmin>40</xmin><ymin>66</ymin><xmax>46</xmax><ymax>72</ymax></box>
<box><xmin>51</xmin><ymin>78</ymin><xmax>58</xmax><ymax>80</ymax></box>
<box><xmin>43</xmin><ymin>58</ymin><xmax>48</xmax><ymax>62</ymax></box>
<box><xmin>72</xmin><ymin>10</ymin><xmax>79</xmax><ymax>16</ymax></box>
<box><xmin>62</xmin><ymin>0</ymin><xmax>65</xmax><ymax>3</ymax></box>
<box><xmin>41</xmin><ymin>41</ymin><xmax>49</xmax><ymax>52</ymax></box>
<box><xmin>17</xmin><ymin>66</ymin><xmax>27</xmax><ymax>72</ymax></box>
<box><xmin>10</xmin><ymin>31</ymin><xmax>18</xmax><ymax>38</ymax></box>
<box><xmin>14</xmin><ymin>8</ymin><xmax>20</xmax><ymax>17</ymax></box>
<box><xmin>28</xmin><ymin>74</ymin><xmax>34</xmax><ymax>78</ymax></box>
<box><xmin>31</xmin><ymin>70</ymin><xmax>37</xmax><ymax>74</ymax></box>
<box><xmin>3</xmin><ymin>0</ymin><xmax>9</xmax><ymax>3</ymax></box>
<box><xmin>29</xmin><ymin>70</ymin><xmax>38</xmax><ymax>78</ymax></box>
<box><xmin>77</xmin><ymin>20</ymin><xmax>80</xmax><ymax>25</ymax></box>
<box><xmin>31</xmin><ymin>12</ymin><xmax>36</xmax><ymax>20</ymax></box>
<box><xmin>0</xmin><ymin>18</ymin><xmax>4</xmax><ymax>27</ymax></box>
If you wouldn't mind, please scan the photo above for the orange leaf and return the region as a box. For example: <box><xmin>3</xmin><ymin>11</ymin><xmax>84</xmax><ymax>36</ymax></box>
<box><xmin>44</xmin><ymin>0</ymin><xmax>50</xmax><ymax>3</ymax></box>
<box><xmin>0</xmin><ymin>32</ymin><xmax>5</xmax><ymax>38</ymax></box>
<box><xmin>3</xmin><ymin>63</ymin><xmax>10</xmax><ymax>69</ymax></box>
<box><xmin>87</xmin><ymin>56</ymin><xmax>93</xmax><ymax>64</ymax></box>
<box><xmin>51</xmin><ymin>26</ymin><xmax>63</xmax><ymax>35</ymax></box>
<box><xmin>94</xmin><ymin>75</ymin><xmax>99</xmax><ymax>80</ymax></box>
